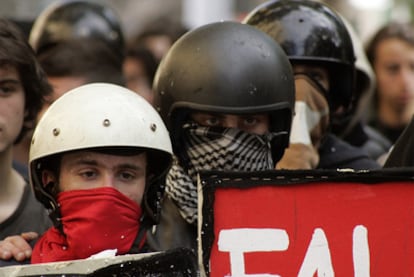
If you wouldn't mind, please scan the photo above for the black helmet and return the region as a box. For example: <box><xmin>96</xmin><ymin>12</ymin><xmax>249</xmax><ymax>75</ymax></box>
<box><xmin>243</xmin><ymin>0</ymin><xmax>356</xmax><ymax>114</ymax></box>
<box><xmin>153</xmin><ymin>21</ymin><xmax>295</xmax><ymax>163</ymax></box>
<box><xmin>29</xmin><ymin>0</ymin><xmax>125</xmax><ymax>59</ymax></box>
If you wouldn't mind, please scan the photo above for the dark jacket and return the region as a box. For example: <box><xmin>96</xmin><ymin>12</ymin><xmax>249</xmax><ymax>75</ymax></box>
<box><xmin>383</xmin><ymin>116</ymin><xmax>414</xmax><ymax>168</ymax></box>
<box><xmin>338</xmin><ymin>121</ymin><xmax>391</xmax><ymax>160</ymax></box>
<box><xmin>318</xmin><ymin>134</ymin><xmax>381</xmax><ymax>170</ymax></box>
<box><xmin>147</xmin><ymin>196</ymin><xmax>197</xmax><ymax>252</ymax></box>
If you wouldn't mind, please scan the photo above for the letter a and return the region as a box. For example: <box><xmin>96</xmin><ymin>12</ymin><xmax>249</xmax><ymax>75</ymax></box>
<box><xmin>298</xmin><ymin>228</ymin><xmax>334</xmax><ymax>277</ymax></box>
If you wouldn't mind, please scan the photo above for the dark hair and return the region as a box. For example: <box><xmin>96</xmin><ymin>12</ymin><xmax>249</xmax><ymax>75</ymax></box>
<box><xmin>0</xmin><ymin>18</ymin><xmax>52</xmax><ymax>143</ymax></box>
<box><xmin>37</xmin><ymin>38</ymin><xmax>125</xmax><ymax>86</ymax></box>
<box><xmin>125</xmin><ymin>44</ymin><xmax>158</xmax><ymax>84</ymax></box>
<box><xmin>366</xmin><ymin>21</ymin><xmax>414</xmax><ymax>66</ymax></box>
<box><xmin>132</xmin><ymin>20</ymin><xmax>188</xmax><ymax>62</ymax></box>
<box><xmin>366</xmin><ymin>21</ymin><xmax>414</xmax><ymax>110</ymax></box>
<box><xmin>136</xmin><ymin>19</ymin><xmax>187</xmax><ymax>46</ymax></box>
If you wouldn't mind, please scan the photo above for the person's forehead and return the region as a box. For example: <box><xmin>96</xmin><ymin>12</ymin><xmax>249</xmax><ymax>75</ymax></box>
<box><xmin>61</xmin><ymin>150</ymin><xmax>147</xmax><ymax>164</ymax></box>
<box><xmin>376</xmin><ymin>38</ymin><xmax>414</xmax><ymax>54</ymax></box>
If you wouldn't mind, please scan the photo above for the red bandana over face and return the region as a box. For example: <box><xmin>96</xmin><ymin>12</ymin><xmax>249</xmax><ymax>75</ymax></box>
<box><xmin>31</xmin><ymin>187</ymin><xmax>141</xmax><ymax>263</ymax></box>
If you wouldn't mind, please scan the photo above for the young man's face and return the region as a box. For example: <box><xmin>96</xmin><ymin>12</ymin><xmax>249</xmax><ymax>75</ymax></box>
<box><xmin>0</xmin><ymin>65</ymin><xmax>25</xmax><ymax>153</ymax></box>
<box><xmin>190</xmin><ymin>112</ymin><xmax>270</xmax><ymax>135</ymax></box>
<box><xmin>44</xmin><ymin>151</ymin><xmax>147</xmax><ymax>205</ymax></box>
<box><xmin>374</xmin><ymin>38</ymin><xmax>414</xmax><ymax>113</ymax></box>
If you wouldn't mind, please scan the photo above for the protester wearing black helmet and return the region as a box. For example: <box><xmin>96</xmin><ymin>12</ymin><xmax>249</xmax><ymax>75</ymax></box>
<box><xmin>244</xmin><ymin>0</ymin><xmax>380</xmax><ymax>170</ymax></box>
<box><xmin>29</xmin><ymin>0</ymin><xmax>125</xmax><ymax>61</ymax></box>
<box><xmin>149</xmin><ymin>21</ymin><xmax>295</xmax><ymax>251</ymax></box>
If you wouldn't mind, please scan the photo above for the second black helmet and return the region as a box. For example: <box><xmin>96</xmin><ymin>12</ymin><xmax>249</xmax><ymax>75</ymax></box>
<box><xmin>29</xmin><ymin>0</ymin><xmax>125</xmax><ymax>59</ymax></box>
<box><xmin>153</xmin><ymin>21</ymin><xmax>295</xmax><ymax>163</ymax></box>
<box><xmin>244</xmin><ymin>0</ymin><xmax>356</xmax><ymax>114</ymax></box>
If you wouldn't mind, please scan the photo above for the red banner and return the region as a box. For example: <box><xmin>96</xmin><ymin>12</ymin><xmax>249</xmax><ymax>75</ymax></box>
<box><xmin>199</xmin><ymin>170</ymin><xmax>414</xmax><ymax>276</ymax></box>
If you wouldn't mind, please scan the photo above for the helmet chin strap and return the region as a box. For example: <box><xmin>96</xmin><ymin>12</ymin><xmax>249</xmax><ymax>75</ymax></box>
<box><xmin>294</xmin><ymin>72</ymin><xmax>330</xmax><ymax>103</ymax></box>
<box><xmin>294</xmin><ymin>72</ymin><xmax>345</xmax><ymax>124</ymax></box>
<box><xmin>45</xmin><ymin>181</ymin><xmax>64</xmax><ymax>234</ymax></box>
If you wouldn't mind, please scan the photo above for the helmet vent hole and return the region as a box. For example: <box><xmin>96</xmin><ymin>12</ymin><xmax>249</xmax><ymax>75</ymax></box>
<box><xmin>52</xmin><ymin>128</ymin><xmax>60</xmax><ymax>136</ymax></box>
<box><xmin>299</xmin><ymin>18</ymin><xmax>304</xmax><ymax>23</ymax></box>
<box><xmin>103</xmin><ymin>119</ymin><xmax>111</xmax><ymax>127</ymax></box>
<box><xmin>150</xmin><ymin>123</ymin><xmax>157</xmax><ymax>132</ymax></box>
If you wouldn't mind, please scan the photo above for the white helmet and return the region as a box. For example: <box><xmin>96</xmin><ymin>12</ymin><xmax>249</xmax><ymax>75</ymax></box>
<box><xmin>30</xmin><ymin>83</ymin><xmax>172</xmax><ymax>226</ymax></box>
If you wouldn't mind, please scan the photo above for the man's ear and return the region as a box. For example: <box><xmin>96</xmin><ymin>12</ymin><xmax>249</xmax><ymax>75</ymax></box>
<box><xmin>42</xmin><ymin>170</ymin><xmax>57</xmax><ymax>187</ymax></box>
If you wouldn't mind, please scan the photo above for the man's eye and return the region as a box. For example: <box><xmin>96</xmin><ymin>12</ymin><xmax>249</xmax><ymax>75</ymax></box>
<box><xmin>80</xmin><ymin>170</ymin><xmax>97</xmax><ymax>178</ymax></box>
<box><xmin>0</xmin><ymin>85</ymin><xmax>16</xmax><ymax>96</ymax></box>
<box><xmin>205</xmin><ymin>117</ymin><xmax>220</xmax><ymax>126</ymax></box>
<box><xmin>120</xmin><ymin>171</ymin><xmax>135</xmax><ymax>180</ymax></box>
<box><xmin>243</xmin><ymin>117</ymin><xmax>258</xmax><ymax>125</ymax></box>
<box><xmin>386</xmin><ymin>64</ymin><xmax>399</xmax><ymax>74</ymax></box>
<box><xmin>310</xmin><ymin>73</ymin><xmax>324</xmax><ymax>82</ymax></box>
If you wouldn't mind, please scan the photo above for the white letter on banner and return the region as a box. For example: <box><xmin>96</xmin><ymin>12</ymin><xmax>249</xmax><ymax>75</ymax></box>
<box><xmin>298</xmin><ymin>228</ymin><xmax>334</xmax><ymax>277</ymax></box>
<box><xmin>353</xmin><ymin>225</ymin><xmax>370</xmax><ymax>277</ymax></box>
<box><xmin>218</xmin><ymin>228</ymin><xmax>289</xmax><ymax>277</ymax></box>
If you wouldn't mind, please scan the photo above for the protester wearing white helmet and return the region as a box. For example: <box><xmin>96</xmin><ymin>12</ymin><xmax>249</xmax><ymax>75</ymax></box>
<box><xmin>27</xmin><ymin>83</ymin><xmax>172</xmax><ymax>263</ymax></box>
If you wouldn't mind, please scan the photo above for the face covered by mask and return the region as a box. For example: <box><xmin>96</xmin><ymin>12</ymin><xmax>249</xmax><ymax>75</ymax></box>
<box><xmin>31</xmin><ymin>187</ymin><xmax>143</xmax><ymax>263</ymax></box>
<box><xmin>166</xmin><ymin>123</ymin><xmax>283</xmax><ymax>224</ymax></box>
<box><xmin>290</xmin><ymin>74</ymin><xmax>330</xmax><ymax>148</ymax></box>
<box><xmin>276</xmin><ymin>74</ymin><xmax>330</xmax><ymax>169</ymax></box>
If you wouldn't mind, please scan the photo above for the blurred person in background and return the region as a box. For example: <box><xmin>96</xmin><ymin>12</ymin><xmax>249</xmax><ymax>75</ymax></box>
<box><xmin>366</xmin><ymin>21</ymin><xmax>414</xmax><ymax>145</ymax></box>
<box><xmin>0</xmin><ymin>18</ymin><xmax>51</xmax><ymax>266</ymax></box>
<box><xmin>132</xmin><ymin>18</ymin><xmax>188</xmax><ymax>62</ymax></box>
<box><xmin>124</xmin><ymin>42</ymin><xmax>158</xmax><ymax>104</ymax></box>
<box><xmin>36</xmin><ymin>38</ymin><xmax>125</xmax><ymax>120</ymax></box>
<box><xmin>29</xmin><ymin>0</ymin><xmax>125</xmax><ymax>61</ymax></box>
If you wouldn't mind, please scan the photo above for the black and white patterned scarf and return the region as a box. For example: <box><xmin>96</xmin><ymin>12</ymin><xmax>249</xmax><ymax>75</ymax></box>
<box><xmin>166</xmin><ymin>123</ymin><xmax>279</xmax><ymax>224</ymax></box>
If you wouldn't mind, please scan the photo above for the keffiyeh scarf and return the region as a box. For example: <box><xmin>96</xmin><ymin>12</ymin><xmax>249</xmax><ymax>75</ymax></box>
<box><xmin>166</xmin><ymin>123</ymin><xmax>279</xmax><ymax>224</ymax></box>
